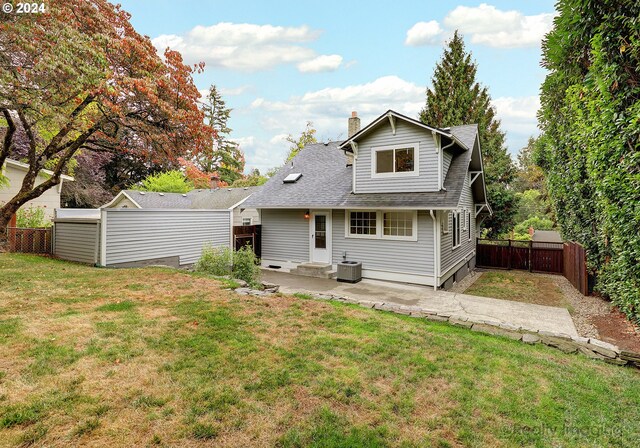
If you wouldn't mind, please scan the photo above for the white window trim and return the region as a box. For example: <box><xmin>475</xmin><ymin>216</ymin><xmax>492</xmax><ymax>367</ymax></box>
<box><xmin>345</xmin><ymin>210</ymin><xmax>418</xmax><ymax>242</ymax></box>
<box><xmin>371</xmin><ymin>143</ymin><xmax>420</xmax><ymax>178</ymax></box>
<box><xmin>442</xmin><ymin>211</ymin><xmax>450</xmax><ymax>234</ymax></box>
<box><xmin>467</xmin><ymin>210</ymin><xmax>472</xmax><ymax>241</ymax></box>
<box><xmin>242</xmin><ymin>217</ymin><xmax>252</xmax><ymax>226</ymax></box>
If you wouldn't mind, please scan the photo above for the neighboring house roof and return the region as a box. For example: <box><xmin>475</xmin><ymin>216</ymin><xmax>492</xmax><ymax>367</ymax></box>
<box><xmin>3</xmin><ymin>158</ymin><xmax>74</xmax><ymax>181</ymax></box>
<box><xmin>532</xmin><ymin>230</ymin><xmax>563</xmax><ymax>243</ymax></box>
<box><xmin>189</xmin><ymin>187</ymin><xmax>262</xmax><ymax>209</ymax></box>
<box><xmin>102</xmin><ymin>187</ymin><xmax>260</xmax><ymax>210</ymax></box>
<box><xmin>243</xmin><ymin>141</ymin><xmax>474</xmax><ymax>209</ymax></box>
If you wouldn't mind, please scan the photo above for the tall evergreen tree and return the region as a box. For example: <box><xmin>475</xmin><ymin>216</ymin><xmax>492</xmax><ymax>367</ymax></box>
<box><xmin>420</xmin><ymin>31</ymin><xmax>518</xmax><ymax>237</ymax></box>
<box><xmin>199</xmin><ymin>85</ymin><xmax>245</xmax><ymax>185</ymax></box>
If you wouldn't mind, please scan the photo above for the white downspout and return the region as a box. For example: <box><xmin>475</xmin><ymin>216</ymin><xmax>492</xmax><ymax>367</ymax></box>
<box><xmin>429</xmin><ymin>210</ymin><xmax>438</xmax><ymax>291</ymax></box>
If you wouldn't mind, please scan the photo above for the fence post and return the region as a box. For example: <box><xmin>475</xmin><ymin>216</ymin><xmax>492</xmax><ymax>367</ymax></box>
<box><xmin>507</xmin><ymin>239</ymin><xmax>512</xmax><ymax>270</ymax></box>
<box><xmin>528</xmin><ymin>240</ymin><xmax>533</xmax><ymax>272</ymax></box>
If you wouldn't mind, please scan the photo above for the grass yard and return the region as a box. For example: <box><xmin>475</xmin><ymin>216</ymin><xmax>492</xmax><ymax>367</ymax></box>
<box><xmin>463</xmin><ymin>271</ymin><xmax>571</xmax><ymax>309</ymax></box>
<box><xmin>0</xmin><ymin>254</ymin><xmax>639</xmax><ymax>447</ymax></box>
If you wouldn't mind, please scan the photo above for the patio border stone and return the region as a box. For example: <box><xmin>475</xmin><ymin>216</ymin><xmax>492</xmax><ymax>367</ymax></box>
<box><xmin>230</xmin><ymin>285</ymin><xmax>640</xmax><ymax>369</ymax></box>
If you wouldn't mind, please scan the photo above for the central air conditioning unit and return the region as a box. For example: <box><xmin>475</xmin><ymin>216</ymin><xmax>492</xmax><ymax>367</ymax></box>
<box><xmin>337</xmin><ymin>261</ymin><xmax>362</xmax><ymax>283</ymax></box>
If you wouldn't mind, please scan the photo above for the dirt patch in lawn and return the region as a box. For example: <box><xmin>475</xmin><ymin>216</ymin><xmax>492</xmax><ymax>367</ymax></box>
<box><xmin>592</xmin><ymin>310</ymin><xmax>640</xmax><ymax>353</ymax></box>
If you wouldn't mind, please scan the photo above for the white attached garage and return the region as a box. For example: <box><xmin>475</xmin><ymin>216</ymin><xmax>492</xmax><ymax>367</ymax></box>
<box><xmin>53</xmin><ymin>208</ymin><xmax>232</xmax><ymax>268</ymax></box>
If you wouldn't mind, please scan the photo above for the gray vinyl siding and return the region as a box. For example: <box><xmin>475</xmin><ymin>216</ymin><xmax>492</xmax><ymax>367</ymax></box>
<box><xmin>54</xmin><ymin>221</ymin><xmax>100</xmax><ymax>264</ymax></box>
<box><xmin>332</xmin><ymin>210</ymin><xmax>434</xmax><ymax>275</ymax></box>
<box><xmin>103</xmin><ymin>209</ymin><xmax>230</xmax><ymax>266</ymax></box>
<box><xmin>354</xmin><ymin>120</ymin><xmax>439</xmax><ymax>193</ymax></box>
<box><xmin>233</xmin><ymin>207</ymin><xmax>260</xmax><ymax>226</ymax></box>
<box><xmin>442</xmin><ymin>151</ymin><xmax>453</xmax><ymax>179</ymax></box>
<box><xmin>440</xmin><ymin>173</ymin><xmax>476</xmax><ymax>275</ymax></box>
<box><xmin>261</xmin><ymin>209</ymin><xmax>309</xmax><ymax>263</ymax></box>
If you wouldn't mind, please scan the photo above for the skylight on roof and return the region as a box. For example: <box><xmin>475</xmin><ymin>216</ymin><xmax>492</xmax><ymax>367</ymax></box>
<box><xmin>283</xmin><ymin>173</ymin><xmax>302</xmax><ymax>184</ymax></box>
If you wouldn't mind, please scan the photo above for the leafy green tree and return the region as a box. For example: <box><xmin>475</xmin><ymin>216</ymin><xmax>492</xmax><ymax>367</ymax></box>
<box><xmin>538</xmin><ymin>0</ymin><xmax>640</xmax><ymax>321</ymax></box>
<box><xmin>514</xmin><ymin>137</ymin><xmax>545</xmax><ymax>193</ymax></box>
<box><xmin>134</xmin><ymin>171</ymin><xmax>193</xmax><ymax>194</ymax></box>
<box><xmin>419</xmin><ymin>31</ymin><xmax>518</xmax><ymax>237</ymax></box>
<box><xmin>231</xmin><ymin>168</ymin><xmax>268</xmax><ymax>187</ymax></box>
<box><xmin>285</xmin><ymin>121</ymin><xmax>317</xmax><ymax>162</ymax></box>
<box><xmin>199</xmin><ymin>85</ymin><xmax>245</xmax><ymax>185</ymax></box>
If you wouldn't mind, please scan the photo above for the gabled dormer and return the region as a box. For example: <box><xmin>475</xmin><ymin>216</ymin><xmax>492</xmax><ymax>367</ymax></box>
<box><xmin>339</xmin><ymin>110</ymin><xmax>467</xmax><ymax>194</ymax></box>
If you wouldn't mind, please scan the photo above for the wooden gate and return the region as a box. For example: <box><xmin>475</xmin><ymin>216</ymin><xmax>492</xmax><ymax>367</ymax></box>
<box><xmin>563</xmin><ymin>241</ymin><xmax>589</xmax><ymax>295</ymax></box>
<box><xmin>233</xmin><ymin>225</ymin><xmax>261</xmax><ymax>258</ymax></box>
<box><xmin>476</xmin><ymin>239</ymin><xmax>564</xmax><ymax>274</ymax></box>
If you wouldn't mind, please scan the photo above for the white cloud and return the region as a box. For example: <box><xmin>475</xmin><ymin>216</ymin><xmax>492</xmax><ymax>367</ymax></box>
<box><xmin>444</xmin><ymin>4</ymin><xmax>554</xmax><ymax>48</ymax></box>
<box><xmin>251</xmin><ymin>75</ymin><xmax>424</xmax><ymax>137</ymax></box>
<box><xmin>297</xmin><ymin>54</ymin><xmax>343</xmax><ymax>73</ymax></box>
<box><xmin>152</xmin><ymin>22</ymin><xmax>343</xmax><ymax>72</ymax></box>
<box><xmin>492</xmin><ymin>95</ymin><xmax>541</xmax><ymax>151</ymax></box>
<box><xmin>405</xmin><ymin>4</ymin><xmax>554</xmax><ymax>49</ymax></box>
<box><xmin>405</xmin><ymin>20</ymin><xmax>443</xmax><ymax>46</ymax></box>
<box><xmin>220</xmin><ymin>85</ymin><xmax>251</xmax><ymax>96</ymax></box>
<box><xmin>240</xmin><ymin>76</ymin><xmax>424</xmax><ymax>171</ymax></box>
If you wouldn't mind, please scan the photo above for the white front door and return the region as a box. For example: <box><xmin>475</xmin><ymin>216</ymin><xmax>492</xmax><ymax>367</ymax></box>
<box><xmin>310</xmin><ymin>210</ymin><xmax>331</xmax><ymax>264</ymax></box>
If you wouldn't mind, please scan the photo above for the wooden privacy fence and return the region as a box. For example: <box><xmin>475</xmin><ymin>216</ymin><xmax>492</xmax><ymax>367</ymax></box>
<box><xmin>233</xmin><ymin>225</ymin><xmax>261</xmax><ymax>258</ymax></box>
<box><xmin>564</xmin><ymin>241</ymin><xmax>589</xmax><ymax>295</ymax></box>
<box><xmin>476</xmin><ymin>238</ymin><xmax>564</xmax><ymax>274</ymax></box>
<box><xmin>7</xmin><ymin>227</ymin><xmax>53</xmax><ymax>254</ymax></box>
<box><xmin>476</xmin><ymin>238</ymin><xmax>591</xmax><ymax>295</ymax></box>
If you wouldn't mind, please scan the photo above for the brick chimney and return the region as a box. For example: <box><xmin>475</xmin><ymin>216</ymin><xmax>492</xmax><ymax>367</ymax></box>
<box><xmin>348</xmin><ymin>111</ymin><xmax>360</xmax><ymax>138</ymax></box>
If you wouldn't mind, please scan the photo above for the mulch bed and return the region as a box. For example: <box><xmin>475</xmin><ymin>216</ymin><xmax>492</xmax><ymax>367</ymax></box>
<box><xmin>592</xmin><ymin>308</ymin><xmax>640</xmax><ymax>353</ymax></box>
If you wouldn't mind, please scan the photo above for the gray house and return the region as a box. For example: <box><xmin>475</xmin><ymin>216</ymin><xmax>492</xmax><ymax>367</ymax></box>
<box><xmin>244</xmin><ymin>110</ymin><xmax>491</xmax><ymax>289</ymax></box>
<box><xmin>102</xmin><ymin>187</ymin><xmax>261</xmax><ymax>226</ymax></box>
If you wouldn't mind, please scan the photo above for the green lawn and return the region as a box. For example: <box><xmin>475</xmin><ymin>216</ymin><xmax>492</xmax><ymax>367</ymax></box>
<box><xmin>464</xmin><ymin>271</ymin><xmax>572</xmax><ymax>310</ymax></box>
<box><xmin>0</xmin><ymin>254</ymin><xmax>639</xmax><ymax>447</ymax></box>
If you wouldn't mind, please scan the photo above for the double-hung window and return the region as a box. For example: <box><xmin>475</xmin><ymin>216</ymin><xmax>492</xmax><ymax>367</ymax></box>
<box><xmin>452</xmin><ymin>211</ymin><xmax>461</xmax><ymax>248</ymax></box>
<box><xmin>347</xmin><ymin>210</ymin><xmax>417</xmax><ymax>241</ymax></box>
<box><xmin>372</xmin><ymin>144</ymin><xmax>418</xmax><ymax>177</ymax></box>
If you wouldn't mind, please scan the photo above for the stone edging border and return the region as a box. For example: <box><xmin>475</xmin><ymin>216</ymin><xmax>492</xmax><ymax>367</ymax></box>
<box><xmin>232</xmin><ymin>286</ymin><xmax>640</xmax><ymax>369</ymax></box>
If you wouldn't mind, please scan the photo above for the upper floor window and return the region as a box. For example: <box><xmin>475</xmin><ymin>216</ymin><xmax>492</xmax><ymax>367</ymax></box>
<box><xmin>372</xmin><ymin>144</ymin><xmax>418</xmax><ymax>177</ymax></box>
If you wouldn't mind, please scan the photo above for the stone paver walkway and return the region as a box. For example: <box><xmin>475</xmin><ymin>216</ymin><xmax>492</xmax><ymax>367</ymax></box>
<box><xmin>262</xmin><ymin>270</ymin><xmax>578</xmax><ymax>336</ymax></box>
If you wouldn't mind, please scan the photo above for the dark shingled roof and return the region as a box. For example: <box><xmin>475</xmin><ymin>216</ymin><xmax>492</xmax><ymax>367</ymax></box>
<box><xmin>118</xmin><ymin>187</ymin><xmax>260</xmax><ymax>210</ymax></box>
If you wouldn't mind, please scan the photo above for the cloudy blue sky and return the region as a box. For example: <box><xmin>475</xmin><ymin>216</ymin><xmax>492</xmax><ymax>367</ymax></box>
<box><xmin>119</xmin><ymin>0</ymin><xmax>556</xmax><ymax>173</ymax></box>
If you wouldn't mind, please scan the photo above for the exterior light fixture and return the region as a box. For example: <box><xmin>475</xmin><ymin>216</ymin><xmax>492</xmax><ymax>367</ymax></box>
<box><xmin>304</xmin><ymin>210</ymin><xmax>310</xmax><ymax>219</ymax></box>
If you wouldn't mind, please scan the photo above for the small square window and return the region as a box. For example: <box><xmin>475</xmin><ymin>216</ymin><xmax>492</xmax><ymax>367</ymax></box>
<box><xmin>242</xmin><ymin>217</ymin><xmax>252</xmax><ymax>226</ymax></box>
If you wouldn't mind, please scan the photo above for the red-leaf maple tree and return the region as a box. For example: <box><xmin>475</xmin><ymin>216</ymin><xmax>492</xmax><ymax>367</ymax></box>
<box><xmin>0</xmin><ymin>0</ymin><xmax>211</xmax><ymax>241</ymax></box>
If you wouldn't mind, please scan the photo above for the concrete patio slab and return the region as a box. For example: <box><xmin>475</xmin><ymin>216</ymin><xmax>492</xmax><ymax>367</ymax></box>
<box><xmin>261</xmin><ymin>269</ymin><xmax>578</xmax><ymax>336</ymax></box>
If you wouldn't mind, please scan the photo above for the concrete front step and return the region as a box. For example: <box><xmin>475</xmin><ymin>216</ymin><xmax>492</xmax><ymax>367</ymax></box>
<box><xmin>291</xmin><ymin>263</ymin><xmax>336</xmax><ymax>279</ymax></box>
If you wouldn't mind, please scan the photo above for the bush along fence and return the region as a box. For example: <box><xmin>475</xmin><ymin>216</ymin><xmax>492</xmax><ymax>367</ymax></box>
<box><xmin>230</xmin><ymin>284</ymin><xmax>640</xmax><ymax>370</ymax></box>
